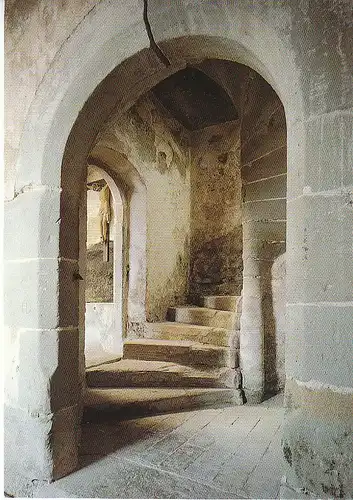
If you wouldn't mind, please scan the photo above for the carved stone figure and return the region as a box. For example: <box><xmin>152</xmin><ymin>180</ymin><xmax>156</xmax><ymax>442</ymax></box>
<box><xmin>99</xmin><ymin>184</ymin><xmax>111</xmax><ymax>243</ymax></box>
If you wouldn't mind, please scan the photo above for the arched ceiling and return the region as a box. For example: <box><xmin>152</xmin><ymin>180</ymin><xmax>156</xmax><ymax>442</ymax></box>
<box><xmin>152</xmin><ymin>67</ymin><xmax>239</xmax><ymax>130</ymax></box>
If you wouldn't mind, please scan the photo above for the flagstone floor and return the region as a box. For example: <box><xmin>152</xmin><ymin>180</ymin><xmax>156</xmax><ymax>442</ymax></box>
<box><xmin>33</xmin><ymin>394</ymin><xmax>302</xmax><ymax>499</ymax></box>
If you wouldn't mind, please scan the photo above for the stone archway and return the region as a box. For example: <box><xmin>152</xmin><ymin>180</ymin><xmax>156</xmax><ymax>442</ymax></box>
<box><xmin>84</xmin><ymin>165</ymin><xmax>126</xmax><ymax>364</ymax></box>
<box><xmin>87</xmin><ymin>144</ymin><xmax>148</xmax><ymax>337</ymax></box>
<box><xmin>5</xmin><ymin>2</ymin><xmax>352</xmax><ymax>497</ymax></box>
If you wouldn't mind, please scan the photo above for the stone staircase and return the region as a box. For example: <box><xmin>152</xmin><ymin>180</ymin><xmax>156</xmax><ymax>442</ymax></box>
<box><xmin>84</xmin><ymin>295</ymin><xmax>243</xmax><ymax>420</ymax></box>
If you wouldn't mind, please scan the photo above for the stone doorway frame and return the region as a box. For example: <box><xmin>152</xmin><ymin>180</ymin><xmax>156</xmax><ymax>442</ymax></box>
<box><xmin>87</xmin><ymin>148</ymin><xmax>148</xmax><ymax>347</ymax></box>
<box><xmin>85</xmin><ymin>165</ymin><xmax>127</xmax><ymax>360</ymax></box>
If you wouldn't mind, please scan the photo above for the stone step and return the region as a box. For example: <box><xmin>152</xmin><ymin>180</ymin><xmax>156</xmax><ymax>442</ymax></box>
<box><xmin>167</xmin><ymin>306</ymin><xmax>239</xmax><ymax>330</ymax></box>
<box><xmin>145</xmin><ymin>322</ymin><xmax>238</xmax><ymax>348</ymax></box>
<box><xmin>202</xmin><ymin>295</ymin><xmax>241</xmax><ymax>312</ymax></box>
<box><xmin>84</xmin><ymin>387</ymin><xmax>244</xmax><ymax>421</ymax></box>
<box><xmin>86</xmin><ymin>359</ymin><xmax>238</xmax><ymax>388</ymax></box>
<box><xmin>123</xmin><ymin>339</ymin><xmax>235</xmax><ymax>368</ymax></box>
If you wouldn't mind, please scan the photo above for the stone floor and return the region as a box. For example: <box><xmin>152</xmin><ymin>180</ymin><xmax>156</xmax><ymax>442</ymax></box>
<box><xmin>32</xmin><ymin>394</ymin><xmax>293</xmax><ymax>499</ymax></box>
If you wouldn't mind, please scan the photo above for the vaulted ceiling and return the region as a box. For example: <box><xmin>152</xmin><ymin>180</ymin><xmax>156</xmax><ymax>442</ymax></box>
<box><xmin>152</xmin><ymin>67</ymin><xmax>238</xmax><ymax>131</ymax></box>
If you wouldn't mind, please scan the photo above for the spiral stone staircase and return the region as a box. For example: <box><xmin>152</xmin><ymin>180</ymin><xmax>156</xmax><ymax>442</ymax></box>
<box><xmin>84</xmin><ymin>295</ymin><xmax>244</xmax><ymax>420</ymax></box>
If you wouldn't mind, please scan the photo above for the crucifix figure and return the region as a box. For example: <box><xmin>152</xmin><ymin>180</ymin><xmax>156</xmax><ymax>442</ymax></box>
<box><xmin>99</xmin><ymin>183</ymin><xmax>111</xmax><ymax>262</ymax></box>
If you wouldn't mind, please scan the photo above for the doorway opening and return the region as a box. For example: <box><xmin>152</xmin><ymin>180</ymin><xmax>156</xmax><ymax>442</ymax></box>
<box><xmin>83</xmin><ymin>59</ymin><xmax>287</xmax><ymax>412</ymax></box>
<box><xmin>84</xmin><ymin>166</ymin><xmax>125</xmax><ymax>367</ymax></box>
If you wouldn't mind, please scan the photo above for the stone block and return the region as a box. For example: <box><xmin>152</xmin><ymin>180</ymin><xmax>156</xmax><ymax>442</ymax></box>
<box><xmin>4</xmin><ymin>259</ymin><xmax>59</xmax><ymax>329</ymax></box>
<box><xmin>4</xmin><ymin>405</ymin><xmax>53</xmax><ymax>481</ymax></box>
<box><xmin>243</xmin><ymin>255</ymin><xmax>274</xmax><ymax>277</ymax></box>
<box><xmin>202</xmin><ymin>295</ymin><xmax>241</xmax><ymax>311</ymax></box>
<box><xmin>5</xmin><ymin>403</ymin><xmax>79</xmax><ymax>492</ymax></box>
<box><xmin>241</xmin><ymin>276</ymin><xmax>262</xmax><ymax>299</ymax></box>
<box><xmin>286</xmin><ymin>304</ymin><xmax>353</xmax><ymax>386</ymax></box>
<box><xmin>145</xmin><ymin>322</ymin><xmax>230</xmax><ymax>347</ymax></box>
<box><xmin>4</xmin><ymin>189</ymin><xmax>61</xmax><ymax>260</ymax></box>
<box><xmin>123</xmin><ymin>339</ymin><xmax>229</xmax><ymax>368</ymax></box>
<box><xmin>292</xmin><ymin>16</ymin><xmax>353</xmax><ymax>119</ymax></box>
<box><xmin>243</xmin><ymin>198</ymin><xmax>286</xmax><ymax>223</ymax></box>
<box><xmin>243</xmin><ymin>220</ymin><xmax>286</xmax><ymax>243</ymax></box>
<box><xmin>84</xmin><ymin>387</ymin><xmax>243</xmax><ymax>420</ymax></box>
<box><xmin>228</xmin><ymin>330</ymin><xmax>240</xmax><ymax>349</ymax></box>
<box><xmin>242</xmin><ymin>145</ymin><xmax>286</xmax><ymax>182</ymax></box>
<box><xmin>287</xmin><ymin>112</ymin><xmax>353</xmax><ymax>198</ymax></box>
<box><xmin>168</xmin><ymin>306</ymin><xmax>238</xmax><ymax>330</ymax></box>
<box><xmin>52</xmin><ymin>405</ymin><xmax>79</xmax><ymax>480</ymax></box>
<box><xmin>241</xmin><ymin>73</ymin><xmax>283</xmax><ymax>146</ymax></box>
<box><xmin>4</xmin><ymin>259</ymin><xmax>80</xmax><ymax>329</ymax></box>
<box><xmin>59</xmin><ymin>260</ymin><xmax>81</xmax><ymax>327</ymax></box>
<box><xmin>244</xmin><ymin>175</ymin><xmax>286</xmax><ymax>202</ymax></box>
<box><xmin>86</xmin><ymin>359</ymin><xmax>232</xmax><ymax>388</ymax></box>
<box><xmin>287</xmin><ymin>193</ymin><xmax>352</xmax><ymax>302</ymax></box>
<box><xmin>59</xmin><ymin>188</ymin><xmax>81</xmax><ymax>261</ymax></box>
<box><xmin>242</xmin><ymin>107</ymin><xmax>286</xmax><ymax>165</ymax></box>
<box><xmin>244</xmin><ymin>239</ymin><xmax>286</xmax><ymax>260</ymax></box>
<box><xmin>282</xmin><ymin>406</ymin><xmax>353</xmax><ymax>499</ymax></box>
<box><xmin>228</xmin><ymin>349</ymin><xmax>239</xmax><ymax>369</ymax></box>
<box><xmin>15</xmin><ymin>328</ymin><xmax>80</xmax><ymax>413</ymax></box>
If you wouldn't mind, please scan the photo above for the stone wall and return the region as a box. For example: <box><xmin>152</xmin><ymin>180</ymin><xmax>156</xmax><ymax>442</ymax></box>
<box><xmin>85</xmin><ymin>186</ymin><xmax>123</xmax><ymax>303</ymax></box>
<box><xmin>240</xmin><ymin>69</ymin><xmax>287</xmax><ymax>396</ymax></box>
<box><xmin>189</xmin><ymin>121</ymin><xmax>243</xmax><ymax>301</ymax></box>
<box><xmin>92</xmin><ymin>94</ymin><xmax>191</xmax><ymax>324</ymax></box>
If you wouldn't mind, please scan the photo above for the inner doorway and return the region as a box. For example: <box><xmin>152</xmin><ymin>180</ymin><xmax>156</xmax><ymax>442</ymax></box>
<box><xmin>85</xmin><ymin>165</ymin><xmax>125</xmax><ymax>366</ymax></box>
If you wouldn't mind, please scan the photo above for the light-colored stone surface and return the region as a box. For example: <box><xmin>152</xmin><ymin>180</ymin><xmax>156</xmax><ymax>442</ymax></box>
<box><xmin>240</xmin><ymin>69</ymin><xmax>287</xmax><ymax>401</ymax></box>
<box><xmin>32</xmin><ymin>395</ymin><xmax>284</xmax><ymax>498</ymax></box>
<box><xmin>203</xmin><ymin>295</ymin><xmax>241</xmax><ymax>312</ymax></box>
<box><xmin>168</xmin><ymin>306</ymin><xmax>239</xmax><ymax>330</ymax></box>
<box><xmin>88</xmin><ymin>93</ymin><xmax>191</xmax><ymax>324</ymax></box>
<box><xmin>123</xmin><ymin>338</ymin><xmax>231</xmax><ymax>367</ymax></box>
<box><xmin>84</xmin><ymin>387</ymin><xmax>244</xmax><ymax>419</ymax></box>
<box><xmin>145</xmin><ymin>321</ymin><xmax>232</xmax><ymax>347</ymax></box>
<box><xmin>85</xmin><ymin>349</ymin><xmax>121</xmax><ymax>369</ymax></box>
<box><xmin>86</xmin><ymin>359</ymin><xmax>235</xmax><ymax>388</ymax></box>
<box><xmin>85</xmin><ymin>302</ymin><xmax>123</xmax><ymax>361</ymax></box>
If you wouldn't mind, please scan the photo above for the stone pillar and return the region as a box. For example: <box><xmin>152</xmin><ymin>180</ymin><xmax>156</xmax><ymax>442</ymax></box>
<box><xmin>240</xmin><ymin>257</ymin><xmax>264</xmax><ymax>403</ymax></box>
<box><xmin>239</xmin><ymin>69</ymin><xmax>287</xmax><ymax>403</ymax></box>
<box><xmin>4</xmin><ymin>185</ymin><xmax>81</xmax><ymax>495</ymax></box>
<box><xmin>282</xmin><ymin>111</ymin><xmax>353</xmax><ymax>498</ymax></box>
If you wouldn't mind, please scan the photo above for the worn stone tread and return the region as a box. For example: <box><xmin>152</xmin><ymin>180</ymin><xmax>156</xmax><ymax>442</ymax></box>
<box><xmin>145</xmin><ymin>321</ymin><xmax>232</xmax><ymax>347</ymax></box>
<box><xmin>86</xmin><ymin>359</ymin><xmax>235</xmax><ymax>388</ymax></box>
<box><xmin>123</xmin><ymin>338</ymin><xmax>231</xmax><ymax>367</ymax></box>
<box><xmin>203</xmin><ymin>295</ymin><xmax>241</xmax><ymax>312</ymax></box>
<box><xmin>84</xmin><ymin>387</ymin><xmax>244</xmax><ymax>420</ymax></box>
<box><xmin>167</xmin><ymin>306</ymin><xmax>239</xmax><ymax>330</ymax></box>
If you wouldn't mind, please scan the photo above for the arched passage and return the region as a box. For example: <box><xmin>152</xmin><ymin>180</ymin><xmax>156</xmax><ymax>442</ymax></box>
<box><xmin>84</xmin><ymin>165</ymin><xmax>126</xmax><ymax>365</ymax></box>
<box><xmin>4</xmin><ymin>2</ymin><xmax>352</xmax><ymax>497</ymax></box>
<box><xmin>88</xmin><ymin>144</ymin><xmax>148</xmax><ymax>332</ymax></box>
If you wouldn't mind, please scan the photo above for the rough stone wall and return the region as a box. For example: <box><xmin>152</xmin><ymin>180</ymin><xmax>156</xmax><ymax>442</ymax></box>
<box><xmin>86</xmin><ymin>191</ymin><xmax>114</xmax><ymax>301</ymax></box>
<box><xmin>240</xmin><ymin>69</ymin><xmax>287</xmax><ymax>395</ymax></box>
<box><xmin>85</xmin><ymin>242</ymin><xmax>114</xmax><ymax>303</ymax></box>
<box><xmin>94</xmin><ymin>94</ymin><xmax>191</xmax><ymax>322</ymax></box>
<box><xmin>189</xmin><ymin>121</ymin><xmax>243</xmax><ymax>301</ymax></box>
<box><xmin>4</xmin><ymin>0</ymin><xmax>101</xmax><ymax>201</ymax></box>
<box><xmin>85</xmin><ymin>187</ymin><xmax>123</xmax><ymax>303</ymax></box>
